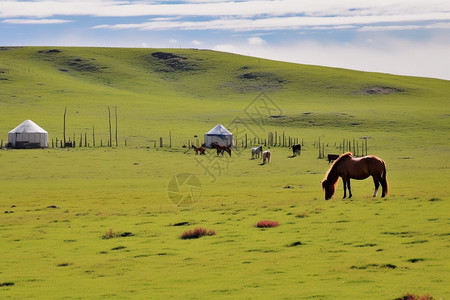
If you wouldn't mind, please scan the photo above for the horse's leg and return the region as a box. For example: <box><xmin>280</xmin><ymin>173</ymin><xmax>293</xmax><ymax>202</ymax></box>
<box><xmin>342</xmin><ymin>179</ymin><xmax>347</xmax><ymax>199</ymax></box>
<box><xmin>381</xmin><ymin>176</ymin><xmax>387</xmax><ymax>197</ymax></box>
<box><xmin>372</xmin><ymin>176</ymin><xmax>380</xmax><ymax>197</ymax></box>
<box><xmin>347</xmin><ymin>179</ymin><xmax>352</xmax><ymax>198</ymax></box>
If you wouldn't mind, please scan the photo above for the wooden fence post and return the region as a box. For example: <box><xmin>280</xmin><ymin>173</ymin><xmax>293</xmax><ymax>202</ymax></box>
<box><xmin>92</xmin><ymin>125</ymin><xmax>96</xmax><ymax>147</ymax></box>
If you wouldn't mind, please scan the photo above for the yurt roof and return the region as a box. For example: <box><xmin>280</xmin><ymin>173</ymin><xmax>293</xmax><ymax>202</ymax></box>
<box><xmin>9</xmin><ymin>120</ymin><xmax>47</xmax><ymax>134</ymax></box>
<box><xmin>205</xmin><ymin>124</ymin><xmax>232</xmax><ymax>136</ymax></box>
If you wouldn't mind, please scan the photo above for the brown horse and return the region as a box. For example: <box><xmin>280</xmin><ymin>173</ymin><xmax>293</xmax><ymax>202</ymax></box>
<box><xmin>321</xmin><ymin>152</ymin><xmax>388</xmax><ymax>200</ymax></box>
<box><xmin>211</xmin><ymin>142</ymin><xmax>231</xmax><ymax>157</ymax></box>
<box><xmin>192</xmin><ymin>145</ymin><xmax>206</xmax><ymax>155</ymax></box>
<box><xmin>262</xmin><ymin>150</ymin><xmax>271</xmax><ymax>164</ymax></box>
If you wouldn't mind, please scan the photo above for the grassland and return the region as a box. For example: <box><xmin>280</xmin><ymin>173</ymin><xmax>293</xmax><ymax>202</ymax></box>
<box><xmin>0</xmin><ymin>46</ymin><xmax>449</xmax><ymax>299</ymax></box>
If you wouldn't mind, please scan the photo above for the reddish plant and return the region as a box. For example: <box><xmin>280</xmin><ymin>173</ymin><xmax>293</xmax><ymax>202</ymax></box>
<box><xmin>180</xmin><ymin>227</ymin><xmax>216</xmax><ymax>239</ymax></box>
<box><xmin>103</xmin><ymin>228</ymin><xmax>115</xmax><ymax>239</ymax></box>
<box><xmin>256</xmin><ymin>220</ymin><xmax>280</xmax><ymax>228</ymax></box>
<box><xmin>397</xmin><ymin>293</ymin><xmax>434</xmax><ymax>300</ymax></box>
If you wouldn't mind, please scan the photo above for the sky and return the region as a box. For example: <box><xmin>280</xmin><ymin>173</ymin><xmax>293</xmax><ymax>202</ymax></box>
<box><xmin>1</xmin><ymin>0</ymin><xmax>450</xmax><ymax>80</ymax></box>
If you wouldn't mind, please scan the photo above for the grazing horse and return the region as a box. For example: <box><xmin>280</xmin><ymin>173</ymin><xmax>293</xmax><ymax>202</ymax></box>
<box><xmin>292</xmin><ymin>144</ymin><xmax>301</xmax><ymax>156</ymax></box>
<box><xmin>327</xmin><ymin>154</ymin><xmax>340</xmax><ymax>163</ymax></box>
<box><xmin>321</xmin><ymin>152</ymin><xmax>388</xmax><ymax>200</ymax></box>
<box><xmin>251</xmin><ymin>145</ymin><xmax>263</xmax><ymax>159</ymax></box>
<box><xmin>262</xmin><ymin>150</ymin><xmax>271</xmax><ymax>164</ymax></box>
<box><xmin>192</xmin><ymin>145</ymin><xmax>206</xmax><ymax>155</ymax></box>
<box><xmin>211</xmin><ymin>142</ymin><xmax>231</xmax><ymax>157</ymax></box>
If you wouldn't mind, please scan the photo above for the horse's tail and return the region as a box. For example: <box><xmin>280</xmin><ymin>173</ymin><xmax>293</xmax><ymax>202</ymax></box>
<box><xmin>381</xmin><ymin>161</ymin><xmax>388</xmax><ymax>196</ymax></box>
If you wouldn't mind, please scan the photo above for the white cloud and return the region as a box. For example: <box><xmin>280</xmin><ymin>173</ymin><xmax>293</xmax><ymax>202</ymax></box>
<box><xmin>93</xmin><ymin>13</ymin><xmax>450</xmax><ymax>32</ymax></box>
<box><xmin>3</xmin><ymin>1</ymin><xmax>450</xmax><ymax>35</ymax></box>
<box><xmin>191</xmin><ymin>39</ymin><xmax>202</xmax><ymax>46</ymax></box>
<box><xmin>1</xmin><ymin>0</ymin><xmax>449</xmax><ymax>20</ymax></box>
<box><xmin>359</xmin><ymin>22</ymin><xmax>450</xmax><ymax>31</ymax></box>
<box><xmin>2</xmin><ymin>18</ymin><xmax>73</xmax><ymax>24</ymax></box>
<box><xmin>247</xmin><ymin>36</ymin><xmax>266</xmax><ymax>45</ymax></box>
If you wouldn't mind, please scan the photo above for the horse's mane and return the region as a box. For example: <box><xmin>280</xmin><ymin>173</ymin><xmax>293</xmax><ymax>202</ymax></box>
<box><xmin>324</xmin><ymin>152</ymin><xmax>353</xmax><ymax>183</ymax></box>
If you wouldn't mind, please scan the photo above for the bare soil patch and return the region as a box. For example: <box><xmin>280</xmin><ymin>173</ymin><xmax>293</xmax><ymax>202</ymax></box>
<box><xmin>38</xmin><ymin>49</ymin><xmax>61</xmax><ymax>54</ymax></box>
<box><xmin>360</xmin><ymin>86</ymin><xmax>404</xmax><ymax>95</ymax></box>
<box><xmin>148</xmin><ymin>52</ymin><xmax>202</xmax><ymax>72</ymax></box>
<box><xmin>222</xmin><ymin>69</ymin><xmax>286</xmax><ymax>93</ymax></box>
<box><xmin>63</xmin><ymin>57</ymin><xmax>105</xmax><ymax>73</ymax></box>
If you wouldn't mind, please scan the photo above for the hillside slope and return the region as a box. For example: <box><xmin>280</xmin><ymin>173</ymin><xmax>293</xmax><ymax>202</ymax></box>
<box><xmin>0</xmin><ymin>46</ymin><xmax>449</xmax><ymax>146</ymax></box>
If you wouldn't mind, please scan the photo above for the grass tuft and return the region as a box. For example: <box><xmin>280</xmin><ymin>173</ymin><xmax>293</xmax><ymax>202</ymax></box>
<box><xmin>256</xmin><ymin>220</ymin><xmax>280</xmax><ymax>228</ymax></box>
<box><xmin>295</xmin><ymin>212</ymin><xmax>309</xmax><ymax>218</ymax></box>
<box><xmin>395</xmin><ymin>293</ymin><xmax>434</xmax><ymax>300</ymax></box>
<box><xmin>102</xmin><ymin>229</ymin><xmax>134</xmax><ymax>239</ymax></box>
<box><xmin>180</xmin><ymin>227</ymin><xmax>216</xmax><ymax>239</ymax></box>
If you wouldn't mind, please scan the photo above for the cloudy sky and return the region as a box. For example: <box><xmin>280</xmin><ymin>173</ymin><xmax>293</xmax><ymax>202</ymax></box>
<box><xmin>1</xmin><ymin>0</ymin><xmax>450</xmax><ymax>80</ymax></box>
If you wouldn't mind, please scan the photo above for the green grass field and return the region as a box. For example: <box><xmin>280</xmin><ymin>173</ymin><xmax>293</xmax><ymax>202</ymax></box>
<box><xmin>0</xmin><ymin>46</ymin><xmax>449</xmax><ymax>299</ymax></box>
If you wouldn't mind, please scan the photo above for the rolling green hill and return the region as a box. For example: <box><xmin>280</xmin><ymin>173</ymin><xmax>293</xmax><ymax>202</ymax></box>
<box><xmin>0</xmin><ymin>47</ymin><xmax>449</xmax><ymax>299</ymax></box>
<box><xmin>1</xmin><ymin>46</ymin><xmax>448</xmax><ymax>147</ymax></box>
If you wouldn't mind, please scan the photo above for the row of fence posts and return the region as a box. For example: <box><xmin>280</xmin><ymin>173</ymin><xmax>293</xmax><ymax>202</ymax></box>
<box><xmin>2</xmin><ymin>130</ymin><xmax>368</xmax><ymax>158</ymax></box>
<box><xmin>51</xmin><ymin>135</ymin><xmax>128</xmax><ymax>148</ymax></box>
<box><xmin>315</xmin><ymin>137</ymin><xmax>369</xmax><ymax>159</ymax></box>
<box><xmin>238</xmin><ymin>131</ymin><xmax>302</xmax><ymax>149</ymax></box>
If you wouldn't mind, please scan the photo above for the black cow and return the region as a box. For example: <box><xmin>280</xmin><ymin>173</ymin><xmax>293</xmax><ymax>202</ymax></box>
<box><xmin>292</xmin><ymin>144</ymin><xmax>301</xmax><ymax>156</ymax></box>
<box><xmin>327</xmin><ymin>154</ymin><xmax>340</xmax><ymax>163</ymax></box>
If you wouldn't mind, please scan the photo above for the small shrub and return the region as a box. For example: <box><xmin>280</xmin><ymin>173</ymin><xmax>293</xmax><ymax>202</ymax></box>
<box><xmin>395</xmin><ymin>293</ymin><xmax>434</xmax><ymax>300</ymax></box>
<box><xmin>103</xmin><ymin>228</ymin><xmax>116</xmax><ymax>239</ymax></box>
<box><xmin>180</xmin><ymin>227</ymin><xmax>215</xmax><ymax>239</ymax></box>
<box><xmin>256</xmin><ymin>220</ymin><xmax>279</xmax><ymax>228</ymax></box>
<box><xmin>295</xmin><ymin>212</ymin><xmax>309</xmax><ymax>218</ymax></box>
<box><xmin>0</xmin><ymin>282</ymin><xmax>14</xmax><ymax>287</ymax></box>
<box><xmin>102</xmin><ymin>229</ymin><xmax>133</xmax><ymax>239</ymax></box>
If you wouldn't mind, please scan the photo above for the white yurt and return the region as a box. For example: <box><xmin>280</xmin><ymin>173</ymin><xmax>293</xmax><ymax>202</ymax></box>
<box><xmin>8</xmin><ymin>120</ymin><xmax>48</xmax><ymax>148</ymax></box>
<box><xmin>204</xmin><ymin>124</ymin><xmax>234</xmax><ymax>148</ymax></box>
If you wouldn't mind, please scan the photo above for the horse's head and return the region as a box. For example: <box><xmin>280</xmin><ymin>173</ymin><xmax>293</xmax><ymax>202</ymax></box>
<box><xmin>321</xmin><ymin>179</ymin><xmax>335</xmax><ymax>200</ymax></box>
